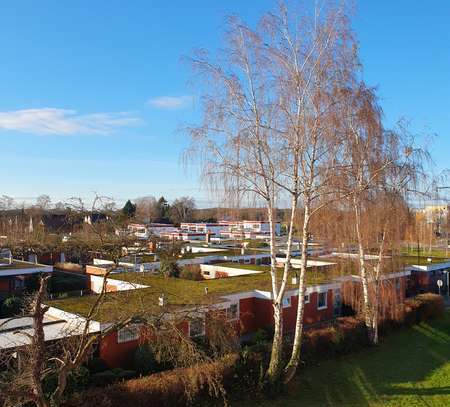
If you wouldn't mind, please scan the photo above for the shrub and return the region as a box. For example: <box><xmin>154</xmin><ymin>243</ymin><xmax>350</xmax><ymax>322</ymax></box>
<box><xmin>91</xmin><ymin>370</ymin><xmax>117</xmax><ymax>386</ymax></box>
<box><xmin>246</xmin><ymin>241</ymin><xmax>269</xmax><ymax>249</ymax></box>
<box><xmin>66</xmin><ymin>355</ymin><xmax>238</xmax><ymax>407</ymax></box>
<box><xmin>159</xmin><ymin>258</ymin><xmax>181</xmax><ymax>278</ymax></box>
<box><xmin>252</xmin><ymin>327</ymin><xmax>274</xmax><ymax>345</ymax></box>
<box><xmin>67</xmin><ymin>366</ymin><xmax>91</xmax><ymax>393</ymax></box>
<box><xmin>179</xmin><ymin>265</ymin><xmax>203</xmax><ymax>281</ymax></box>
<box><xmin>48</xmin><ymin>274</ymin><xmax>86</xmax><ymax>293</ymax></box>
<box><xmin>133</xmin><ymin>345</ymin><xmax>160</xmax><ymax>376</ymax></box>
<box><xmin>232</xmin><ymin>348</ymin><xmax>265</xmax><ymax>391</ymax></box>
<box><xmin>116</xmin><ymin>370</ymin><xmax>137</xmax><ymax>380</ymax></box>
<box><xmin>404</xmin><ymin>293</ymin><xmax>444</xmax><ymax>325</ymax></box>
<box><xmin>91</xmin><ymin>368</ymin><xmax>137</xmax><ymax>386</ymax></box>
<box><xmin>334</xmin><ymin>316</ymin><xmax>368</xmax><ymax>353</ymax></box>
<box><xmin>0</xmin><ymin>296</ymin><xmax>22</xmax><ymax>317</ymax></box>
<box><xmin>87</xmin><ymin>357</ymin><xmax>109</xmax><ymax>374</ymax></box>
<box><xmin>302</xmin><ymin>326</ymin><xmax>338</xmax><ymax>361</ymax></box>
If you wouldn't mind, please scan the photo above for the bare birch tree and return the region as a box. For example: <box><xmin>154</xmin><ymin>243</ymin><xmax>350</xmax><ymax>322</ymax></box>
<box><xmin>264</xmin><ymin>2</ymin><xmax>359</xmax><ymax>382</ymax></box>
<box><xmin>186</xmin><ymin>13</ymin><xmax>295</xmax><ymax>383</ymax></box>
<box><xmin>337</xmin><ymin>81</ymin><xmax>427</xmax><ymax>344</ymax></box>
<box><xmin>187</xmin><ymin>1</ymin><xmax>359</xmax><ymax>384</ymax></box>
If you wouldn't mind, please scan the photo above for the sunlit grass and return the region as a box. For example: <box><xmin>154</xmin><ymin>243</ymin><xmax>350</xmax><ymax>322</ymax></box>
<box><xmin>239</xmin><ymin>311</ymin><xmax>450</xmax><ymax>407</ymax></box>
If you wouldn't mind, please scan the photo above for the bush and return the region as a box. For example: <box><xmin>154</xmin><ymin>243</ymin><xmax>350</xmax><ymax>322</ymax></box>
<box><xmin>67</xmin><ymin>366</ymin><xmax>91</xmax><ymax>393</ymax></box>
<box><xmin>91</xmin><ymin>368</ymin><xmax>136</xmax><ymax>386</ymax></box>
<box><xmin>91</xmin><ymin>370</ymin><xmax>117</xmax><ymax>386</ymax></box>
<box><xmin>246</xmin><ymin>241</ymin><xmax>269</xmax><ymax>249</ymax></box>
<box><xmin>48</xmin><ymin>274</ymin><xmax>86</xmax><ymax>293</ymax></box>
<box><xmin>159</xmin><ymin>258</ymin><xmax>181</xmax><ymax>278</ymax></box>
<box><xmin>0</xmin><ymin>296</ymin><xmax>22</xmax><ymax>317</ymax></box>
<box><xmin>133</xmin><ymin>345</ymin><xmax>160</xmax><ymax>376</ymax></box>
<box><xmin>302</xmin><ymin>326</ymin><xmax>339</xmax><ymax>362</ymax></box>
<box><xmin>87</xmin><ymin>357</ymin><xmax>109</xmax><ymax>374</ymax></box>
<box><xmin>115</xmin><ymin>370</ymin><xmax>137</xmax><ymax>381</ymax></box>
<box><xmin>179</xmin><ymin>265</ymin><xmax>203</xmax><ymax>281</ymax></box>
<box><xmin>66</xmin><ymin>355</ymin><xmax>238</xmax><ymax>407</ymax></box>
<box><xmin>252</xmin><ymin>327</ymin><xmax>274</xmax><ymax>345</ymax></box>
<box><xmin>404</xmin><ymin>293</ymin><xmax>444</xmax><ymax>325</ymax></box>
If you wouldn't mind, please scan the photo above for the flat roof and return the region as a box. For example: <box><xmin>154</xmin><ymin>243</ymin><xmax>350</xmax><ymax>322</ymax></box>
<box><xmin>47</xmin><ymin>262</ymin><xmax>344</xmax><ymax>322</ymax></box>
<box><xmin>0</xmin><ymin>314</ymin><xmax>99</xmax><ymax>350</ymax></box>
<box><xmin>0</xmin><ymin>259</ymin><xmax>52</xmax><ymax>276</ymax></box>
<box><xmin>47</xmin><ymin>256</ymin><xmax>409</xmax><ymax>323</ymax></box>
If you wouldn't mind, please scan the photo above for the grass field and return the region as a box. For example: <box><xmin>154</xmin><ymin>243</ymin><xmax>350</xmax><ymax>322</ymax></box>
<box><xmin>238</xmin><ymin>311</ymin><xmax>450</xmax><ymax>407</ymax></box>
<box><xmin>402</xmin><ymin>247</ymin><xmax>450</xmax><ymax>260</ymax></box>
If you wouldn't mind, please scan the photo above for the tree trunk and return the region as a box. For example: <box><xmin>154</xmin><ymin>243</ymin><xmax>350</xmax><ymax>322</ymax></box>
<box><xmin>284</xmin><ymin>201</ymin><xmax>310</xmax><ymax>383</ymax></box>
<box><xmin>31</xmin><ymin>277</ymin><xmax>50</xmax><ymax>407</ymax></box>
<box><xmin>265</xmin><ymin>303</ymin><xmax>284</xmax><ymax>384</ymax></box>
<box><xmin>264</xmin><ymin>203</ymin><xmax>284</xmax><ymax>385</ymax></box>
<box><xmin>353</xmin><ymin>197</ymin><xmax>374</xmax><ymax>343</ymax></box>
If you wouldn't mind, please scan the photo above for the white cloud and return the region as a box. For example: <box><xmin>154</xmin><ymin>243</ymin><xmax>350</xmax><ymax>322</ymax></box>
<box><xmin>0</xmin><ymin>108</ymin><xmax>142</xmax><ymax>135</ymax></box>
<box><xmin>147</xmin><ymin>95</ymin><xmax>193</xmax><ymax>109</ymax></box>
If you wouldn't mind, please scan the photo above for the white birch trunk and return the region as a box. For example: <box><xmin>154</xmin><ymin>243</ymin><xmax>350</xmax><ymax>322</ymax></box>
<box><xmin>284</xmin><ymin>199</ymin><xmax>310</xmax><ymax>382</ymax></box>
<box><xmin>353</xmin><ymin>196</ymin><xmax>373</xmax><ymax>341</ymax></box>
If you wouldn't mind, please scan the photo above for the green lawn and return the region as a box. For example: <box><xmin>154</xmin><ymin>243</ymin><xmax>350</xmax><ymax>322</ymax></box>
<box><xmin>398</xmin><ymin>255</ymin><xmax>450</xmax><ymax>266</ymax></box>
<box><xmin>238</xmin><ymin>311</ymin><xmax>450</xmax><ymax>407</ymax></box>
<box><xmin>402</xmin><ymin>247</ymin><xmax>450</xmax><ymax>260</ymax></box>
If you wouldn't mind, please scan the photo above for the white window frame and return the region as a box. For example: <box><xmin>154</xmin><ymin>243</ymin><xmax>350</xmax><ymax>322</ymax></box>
<box><xmin>304</xmin><ymin>294</ymin><xmax>310</xmax><ymax>304</ymax></box>
<box><xmin>282</xmin><ymin>296</ymin><xmax>291</xmax><ymax>308</ymax></box>
<box><xmin>189</xmin><ymin>317</ymin><xmax>206</xmax><ymax>338</ymax></box>
<box><xmin>226</xmin><ymin>302</ymin><xmax>239</xmax><ymax>320</ymax></box>
<box><xmin>317</xmin><ymin>291</ymin><xmax>328</xmax><ymax>310</ymax></box>
<box><xmin>117</xmin><ymin>324</ymin><xmax>140</xmax><ymax>344</ymax></box>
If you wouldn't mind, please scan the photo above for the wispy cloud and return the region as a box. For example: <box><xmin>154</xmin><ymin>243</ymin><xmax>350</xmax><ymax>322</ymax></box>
<box><xmin>147</xmin><ymin>95</ymin><xmax>193</xmax><ymax>109</ymax></box>
<box><xmin>0</xmin><ymin>108</ymin><xmax>143</xmax><ymax>135</ymax></box>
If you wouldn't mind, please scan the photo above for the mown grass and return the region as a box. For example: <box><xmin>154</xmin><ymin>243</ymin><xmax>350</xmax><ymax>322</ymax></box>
<box><xmin>399</xmin><ymin>255</ymin><xmax>450</xmax><ymax>266</ymax></box>
<box><xmin>402</xmin><ymin>247</ymin><xmax>450</xmax><ymax>261</ymax></box>
<box><xmin>238</xmin><ymin>311</ymin><xmax>450</xmax><ymax>407</ymax></box>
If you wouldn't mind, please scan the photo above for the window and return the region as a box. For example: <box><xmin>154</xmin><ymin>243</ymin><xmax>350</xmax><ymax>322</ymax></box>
<box><xmin>189</xmin><ymin>318</ymin><xmax>205</xmax><ymax>337</ymax></box>
<box><xmin>304</xmin><ymin>294</ymin><xmax>310</xmax><ymax>304</ymax></box>
<box><xmin>244</xmin><ymin>258</ymin><xmax>251</xmax><ymax>264</ymax></box>
<box><xmin>227</xmin><ymin>303</ymin><xmax>239</xmax><ymax>320</ymax></box>
<box><xmin>117</xmin><ymin>324</ymin><xmax>140</xmax><ymax>344</ymax></box>
<box><xmin>282</xmin><ymin>296</ymin><xmax>291</xmax><ymax>308</ymax></box>
<box><xmin>317</xmin><ymin>291</ymin><xmax>327</xmax><ymax>310</ymax></box>
<box><xmin>14</xmin><ymin>279</ymin><xmax>24</xmax><ymax>290</ymax></box>
<box><xmin>396</xmin><ymin>279</ymin><xmax>401</xmax><ymax>291</ymax></box>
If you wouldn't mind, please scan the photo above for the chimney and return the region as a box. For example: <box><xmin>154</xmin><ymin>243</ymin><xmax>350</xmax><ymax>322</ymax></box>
<box><xmin>158</xmin><ymin>294</ymin><xmax>165</xmax><ymax>307</ymax></box>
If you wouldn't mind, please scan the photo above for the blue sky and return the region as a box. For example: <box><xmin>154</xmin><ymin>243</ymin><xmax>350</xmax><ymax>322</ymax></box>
<box><xmin>0</xmin><ymin>0</ymin><xmax>449</xmax><ymax>207</ymax></box>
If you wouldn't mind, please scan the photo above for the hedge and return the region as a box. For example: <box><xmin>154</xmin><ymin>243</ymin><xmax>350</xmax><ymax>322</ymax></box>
<box><xmin>64</xmin><ymin>355</ymin><xmax>238</xmax><ymax>407</ymax></box>
<box><xmin>404</xmin><ymin>293</ymin><xmax>445</xmax><ymax>325</ymax></box>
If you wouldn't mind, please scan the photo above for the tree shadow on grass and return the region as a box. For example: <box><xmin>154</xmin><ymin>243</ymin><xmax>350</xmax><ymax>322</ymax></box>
<box><xmin>272</xmin><ymin>314</ymin><xmax>450</xmax><ymax>407</ymax></box>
